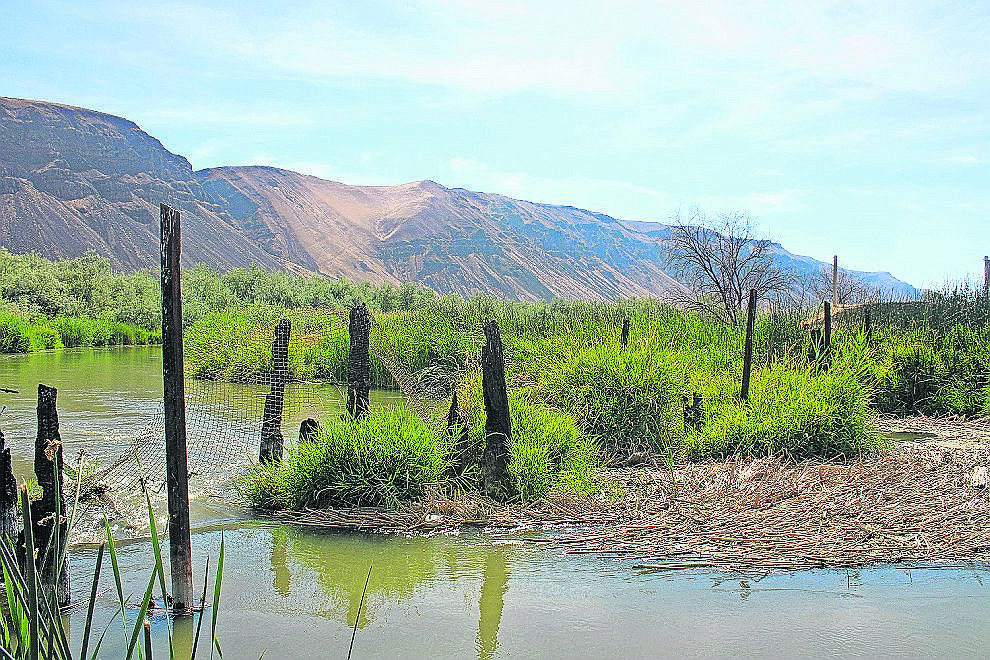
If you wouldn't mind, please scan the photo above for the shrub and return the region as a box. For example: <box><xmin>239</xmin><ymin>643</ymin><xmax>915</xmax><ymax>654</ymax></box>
<box><xmin>0</xmin><ymin>312</ymin><xmax>31</xmax><ymax>353</ymax></box>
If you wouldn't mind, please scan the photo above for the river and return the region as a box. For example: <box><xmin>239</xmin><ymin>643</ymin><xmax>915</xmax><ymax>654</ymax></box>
<box><xmin>1</xmin><ymin>347</ymin><xmax>987</xmax><ymax>658</ymax></box>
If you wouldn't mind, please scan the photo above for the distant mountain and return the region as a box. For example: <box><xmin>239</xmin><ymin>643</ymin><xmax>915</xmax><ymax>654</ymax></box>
<box><xmin>0</xmin><ymin>97</ymin><xmax>917</xmax><ymax>301</ymax></box>
<box><xmin>622</xmin><ymin>220</ymin><xmax>919</xmax><ymax>299</ymax></box>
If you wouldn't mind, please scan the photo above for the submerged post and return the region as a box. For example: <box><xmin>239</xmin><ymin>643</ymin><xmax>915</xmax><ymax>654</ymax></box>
<box><xmin>260</xmin><ymin>319</ymin><xmax>291</xmax><ymax>463</ymax></box>
<box><xmin>480</xmin><ymin>320</ymin><xmax>511</xmax><ymax>497</ymax></box>
<box><xmin>160</xmin><ymin>203</ymin><xmax>193</xmax><ymax>613</ymax></box>
<box><xmin>740</xmin><ymin>289</ymin><xmax>757</xmax><ymax>401</ymax></box>
<box><xmin>620</xmin><ymin>318</ymin><xmax>630</xmax><ymax>348</ymax></box>
<box><xmin>0</xmin><ymin>427</ymin><xmax>15</xmax><ymax>541</ymax></box>
<box><xmin>347</xmin><ymin>303</ymin><xmax>371</xmax><ymax>419</ymax></box>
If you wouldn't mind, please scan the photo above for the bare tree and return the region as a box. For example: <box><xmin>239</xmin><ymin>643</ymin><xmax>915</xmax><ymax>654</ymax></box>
<box><xmin>662</xmin><ymin>209</ymin><xmax>793</xmax><ymax>324</ymax></box>
<box><xmin>801</xmin><ymin>264</ymin><xmax>876</xmax><ymax>307</ymax></box>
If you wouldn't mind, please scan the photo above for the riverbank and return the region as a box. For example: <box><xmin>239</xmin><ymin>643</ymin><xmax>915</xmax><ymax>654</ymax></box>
<box><xmin>273</xmin><ymin>416</ymin><xmax>990</xmax><ymax>573</ymax></box>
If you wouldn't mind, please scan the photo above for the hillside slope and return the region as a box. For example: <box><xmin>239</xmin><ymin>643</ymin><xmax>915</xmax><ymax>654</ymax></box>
<box><xmin>0</xmin><ymin>97</ymin><xmax>916</xmax><ymax>300</ymax></box>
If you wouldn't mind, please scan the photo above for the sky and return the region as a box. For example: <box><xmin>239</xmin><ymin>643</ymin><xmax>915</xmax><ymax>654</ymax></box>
<box><xmin>2</xmin><ymin>0</ymin><xmax>988</xmax><ymax>288</ymax></box>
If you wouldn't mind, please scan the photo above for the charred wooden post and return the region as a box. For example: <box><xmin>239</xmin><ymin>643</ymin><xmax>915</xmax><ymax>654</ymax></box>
<box><xmin>864</xmin><ymin>307</ymin><xmax>873</xmax><ymax>343</ymax></box>
<box><xmin>984</xmin><ymin>256</ymin><xmax>989</xmax><ymax>297</ymax></box>
<box><xmin>740</xmin><ymin>289</ymin><xmax>757</xmax><ymax>401</ymax></box>
<box><xmin>298</xmin><ymin>417</ymin><xmax>321</xmax><ymax>444</ymax></box>
<box><xmin>620</xmin><ymin>318</ymin><xmax>630</xmax><ymax>348</ymax></box>
<box><xmin>260</xmin><ymin>319</ymin><xmax>291</xmax><ymax>463</ymax></box>
<box><xmin>160</xmin><ymin>203</ymin><xmax>193</xmax><ymax>613</ymax></box>
<box><xmin>480</xmin><ymin>320</ymin><xmax>512</xmax><ymax>497</ymax></box>
<box><xmin>19</xmin><ymin>385</ymin><xmax>70</xmax><ymax>606</ymax></box>
<box><xmin>347</xmin><ymin>303</ymin><xmax>371</xmax><ymax>419</ymax></box>
<box><xmin>445</xmin><ymin>390</ymin><xmax>470</xmax><ymax>478</ymax></box>
<box><xmin>823</xmin><ymin>301</ymin><xmax>832</xmax><ymax>368</ymax></box>
<box><xmin>683</xmin><ymin>392</ymin><xmax>704</xmax><ymax>433</ymax></box>
<box><xmin>0</xmin><ymin>427</ymin><xmax>17</xmax><ymax>541</ymax></box>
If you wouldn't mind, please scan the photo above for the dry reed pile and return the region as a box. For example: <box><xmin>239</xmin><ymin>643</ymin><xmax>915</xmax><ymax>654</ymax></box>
<box><xmin>277</xmin><ymin>439</ymin><xmax>990</xmax><ymax>572</ymax></box>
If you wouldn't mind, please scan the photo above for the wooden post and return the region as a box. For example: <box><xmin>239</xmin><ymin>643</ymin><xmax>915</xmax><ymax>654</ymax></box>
<box><xmin>864</xmin><ymin>307</ymin><xmax>872</xmax><ymax>342</ymax></box>
<box><xmin>984</xmin><ymin>256</ymin><xmax>989</xmax><ymax>297</ymax></box>
<box><xmin>160</xmin><ymin>203</ymin><xmax>193</xmax><ymax>613</ymax></box>
<box><xmin>620</xmin><ymin>318</ymin><xmax>630</xmax><ymax>348</ymax></box>
<box><xmin>740</xmin><ymin>289</ymin><xmax>757</xmax><ymax>401</ymax></box>
<box><xmin>298</xmin><ymin>418</ymin><xmax>320</xmax><ymax>444</ymax></box>
<box><xmin>21</xmin><ymin>385</ymin><xmax>69</xmax><ymax>606</ymax></box>
<box><xmin>0</xmin><ymin>427</ymin><xmax>15</xmax><ymax>541</ymax></box>
<box><xmin>347</xmin><ymin>304</ymin><xmax>371</xmax><ymax>419</ymax></box>
<box><xmin>832</xmin><ymin>255</ymin><xmax>839</xmax><ymax>309</ymax></box>
<box><xmin>480</xmin><ymin>320</ymin><xmax>512</xmax><ymax>497</ymax></box>
<box><xmin>260</xmin><ymin>319</ymin><xmax>291</xmax><ymax>463</ymax></box>
<box><xmin>823</xmin><ymin>301</ymin><xmax>832</xmax><ymax>360</ymax></box>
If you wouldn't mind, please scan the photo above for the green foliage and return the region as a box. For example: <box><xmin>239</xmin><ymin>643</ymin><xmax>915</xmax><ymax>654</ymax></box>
<box><xmin>243</xmin><ymin>404</ymin><xmax>449</xmax><ymax>509</ymax></box>
<box><xmin>692</xmin><ymin>351</ymin><xmax>881</xmax><ymax>459</ymax></box>
<box><xmin>538</xmin><ymin>342</ymin><xmax>683</xmax><ymax>457</ymax></box>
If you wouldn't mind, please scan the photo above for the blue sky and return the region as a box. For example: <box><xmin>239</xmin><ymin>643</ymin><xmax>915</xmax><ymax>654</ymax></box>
<box><xmin>2</xmin><ymin>1</ymin><xmax>988</xmax><ymax>288</ymax></box>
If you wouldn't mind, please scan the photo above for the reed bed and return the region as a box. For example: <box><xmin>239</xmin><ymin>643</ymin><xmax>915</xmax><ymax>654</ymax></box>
<box><xmin>274</xmin><ymin>437</ymin><xmax>990</xmax><ymax>572</ymax></box>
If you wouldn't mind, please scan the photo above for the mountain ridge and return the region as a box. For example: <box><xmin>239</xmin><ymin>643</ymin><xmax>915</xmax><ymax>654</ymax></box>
<box><xmin>0</xmin><ymin>97</ymin><xmax>917</xmax><ymax>300</ymax></box>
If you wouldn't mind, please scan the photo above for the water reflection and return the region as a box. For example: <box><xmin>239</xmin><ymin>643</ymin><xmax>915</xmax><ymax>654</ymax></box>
<box><xmin>477</xmin><ymin>548</ymin><xmax>509</xmax><ymax>660</ymax></box>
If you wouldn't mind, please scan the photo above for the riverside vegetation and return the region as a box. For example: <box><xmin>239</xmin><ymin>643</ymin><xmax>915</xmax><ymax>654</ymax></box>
<box><xmin>3</xmin><ymin>251</ymin><xmax>989</xmax><ymax>510</ymax></box>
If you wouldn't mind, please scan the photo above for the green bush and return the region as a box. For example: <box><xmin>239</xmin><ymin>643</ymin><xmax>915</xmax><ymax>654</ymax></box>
<box><xmin>538</xmin><ymin>343</ymin><xmax>683</xmax><ymax>457</ymax></box>
<box><xmin>0</xmin><ymin>312</ymin><xmax>31</xmax><ymax>353</ymax></box>
<box><xmin>243</xmin><ymin>404</ymin><xmax>448</xmax><ymax>510</ymax></box>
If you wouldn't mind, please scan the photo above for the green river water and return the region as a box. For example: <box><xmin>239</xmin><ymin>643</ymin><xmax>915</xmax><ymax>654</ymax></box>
<box><xmin>0</xmin><ymin>347</ymin><xmax>988</xmax><ymax>658</ymax></box>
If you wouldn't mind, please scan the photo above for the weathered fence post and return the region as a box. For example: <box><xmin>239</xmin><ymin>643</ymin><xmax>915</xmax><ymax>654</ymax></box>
<box><xmin>347</xmin><ymin>303</ymin><xmax>371</xmax><ymax>419</ymax></box>
<box><xmin>620</xmin><ymin>318</ymin><xmax>630</xmax><ymax>348</ymax></box>
<box><xmin>0</xmin><ymin>427</ymin><xmax>15</xmax><ymax>541</ymax></box>
<box><xmin>832</xmin><ymin>255</ymin><xmax>839</xmax><ymax>309</ymax></box>
<box><xmin>298</xmin><ymin>418</ymin><xmax>320</xmax><ymax>444</ymax></box>
<box><xmin>160</xmin><ymin>202</ymin><xmax>193</xmax><ymax>613</ymax></box>
<box><xmin>984</xmin><ymin>256</ymin><xmax>989</xmax><ymax>297</ymax></box>
<box><xmin>823</xmin><ymin>300</ymin><xmax>832</xmax><ymax>364</ymax></box>
<box><xmin>740</xmin><ymin>289</ymin><xmax>757</xmax><ymax>401</ymax></box>
<box><xmin>24</xmin><ymin>385</ymin><xmax>69</xmax><ymax>606</ymax></box>
<box><xmin>260</xmin><ymin>318</ymin><xmax>291</xmax><ymax>463</ymax></box>
<box><xmin>480</xmin><ymin>320</ymin><xmax>511</xmax><ymax>497</ymax></box>
<box><xmin>864</xmin><ymin>307</ymin><xmax>872</xmax><ymax>343</ymax></box>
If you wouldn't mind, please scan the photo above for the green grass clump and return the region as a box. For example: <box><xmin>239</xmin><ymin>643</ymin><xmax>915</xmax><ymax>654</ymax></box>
<box><xmin>538</xmin><ymin>343</ymin><xmax>683</xmax><ymax>458</ymax></box>
<box><xmin>692</xmin><ymin>353</ymin><xmax>881</xmax><ymax>459</ymax></box>
<box><xmin>244</xmin><ymin>404</ymin><xmax>448</xmax><ymax>510</ymax></box>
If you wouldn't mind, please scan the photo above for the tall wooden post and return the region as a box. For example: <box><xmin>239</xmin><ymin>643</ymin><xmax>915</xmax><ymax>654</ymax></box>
<box><xmin>832</xmin><ymin>255</ymin><xmax>839</xmax><ymax>309</ymax></box>
<box><xmin>620</xmin><ymin>318</ymin><xmax>630</xmax><ymax>348</ymax></box>
<box><xmin>864</xmin><ymin>307</ymin><xmax>872</xmax><ymax>343</ymax></box>
<box><xmin>347</xmin><ymin>304</ymin><xmax>371</xmax><ymax>419</ymax></box>
<box><xmin>740</xmin><ymin>289</ymin><xmax>757</xmax><ymax>401</ymax></box>
<box><xmin>160</xmin><ymin>203</ymin><xmax>193</xmax><ymax>613</ymax></box>
<box><xmin>480</xmin><ymin>320</ymin><xmax>512</xmax><ymax>497</ymax></box>
<box><xmin>984</xmin><ymin>256</ymin><xmax>989</xmax><ymax>297</ymax></box>
<box><xmin>260</xmin><ymin>319</ymin><xmax>290</xmax><ymax>463</ymax></box>
<box><xmin>0</xmin><ymin>427</ymin><xmax>15</xmax><ymax>541</ymax></box>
